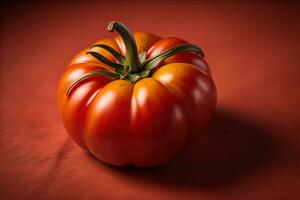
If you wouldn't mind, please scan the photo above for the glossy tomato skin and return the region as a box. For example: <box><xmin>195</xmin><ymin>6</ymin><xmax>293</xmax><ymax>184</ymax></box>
<box><xmin>58</xmin><ymin>63</ymin><xmax>114</xmax><ymax>149</ymax></box>
<box><xmin>58</xmin><ymin>32</ymin><xmax>216</xmax><ymax>167</ymax></box>
<box><xmin>153</xmin><ymin>63</ymin><xmax>216</xmax><ymax>144</ymax></box>
<box><xmin>83</xmin><ymin>79</ymin><xmax>187</xmax><ymax>166</ymax></box>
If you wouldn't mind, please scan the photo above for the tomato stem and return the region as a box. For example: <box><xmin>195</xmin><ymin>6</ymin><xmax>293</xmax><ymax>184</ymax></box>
<box><xmin>142</xmin><ymin>44</ymin><xmax>204</xmax><ymax>70</ymax></box>
<box><xmin>87</xmin><ymin>51</ymin><xmax>124</xmax><ymax>70</ymax></box>
<box><xmin>66</xmin><ymin>70</ymin><xmax>120</xmax><ymax>95</ymax></box>
<box><xmin>108</xmin><ymin>21</ymin><xmax>141</xmax><ymax>74</ymax></box>
<box><xmin>90</xmin><ymin>44</ymin><xmax>125</xmax><ymax>65</ymax></box>
<box><xmin>66</xmin><ymin>21</ymin><xmax>208</xmax><ymax>96</ymax></box>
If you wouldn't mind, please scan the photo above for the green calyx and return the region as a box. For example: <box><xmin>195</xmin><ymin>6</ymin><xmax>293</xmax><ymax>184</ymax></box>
<box><xmin>66</xmin><ymin>21</ymin><xmax>205</xmax><ymax>95</ymax></box>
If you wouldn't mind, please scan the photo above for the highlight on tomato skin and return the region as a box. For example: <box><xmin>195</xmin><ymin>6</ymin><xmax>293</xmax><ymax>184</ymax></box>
<box><xmin>57</xmin><ymin>21</ymin><xmax>217</xmax><ymax>167</ymax></box>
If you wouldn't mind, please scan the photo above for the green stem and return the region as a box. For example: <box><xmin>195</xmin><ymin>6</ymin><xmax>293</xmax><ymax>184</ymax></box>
<box><xmin>66</xmin><ymin>70</ymin><xmax>120</xmax><ymax>95</ymax></box>
<box><xmin>90</xmin><ymin>44</ymin><xmax>125</xmax><ymax>64</ymax></box>
<box><xmin>143</xmin><ymin>44</ymin><xmax>205</xmax><ymax>70</ymax></box>
<box><xmin>108</xmin><ymin>21</ymin><xmax>141</xmax><ymax>73</ymax></box>
<box><xmin>87</xmin><ymin>51</ymin><xmax>124</xmax><ymax>70</ymax></box>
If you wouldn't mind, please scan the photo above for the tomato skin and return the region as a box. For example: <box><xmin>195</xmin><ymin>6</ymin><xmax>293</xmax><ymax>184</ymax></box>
<box><xmin>58</xmin><ymin>32</ymin><xmax>217</xmax><ymax>167</ymax></box>
<box><xmin>153</xmin><ymin>63</ymin><xmax>216</xmax><ymax>144</ymax></box>
<box><xmin>58</xmin><ymin>63</ymin><xmax>114</xmax><ymax>149</ymax></box>
<box><xmin>83</xmin><ymin>79</ymin><xmax>187</xmax><ymax>166</ymax></box>
<box><xmin>129</xmin><ymin>78</ymin><xmax>187</xmax><ymax>166</ymax></box>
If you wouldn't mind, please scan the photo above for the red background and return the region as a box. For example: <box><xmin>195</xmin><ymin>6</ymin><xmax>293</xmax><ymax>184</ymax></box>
<box><xmin>1</xmin><ymin>1</ymin><xmax>300</xmax><ymax>199</ymax></box>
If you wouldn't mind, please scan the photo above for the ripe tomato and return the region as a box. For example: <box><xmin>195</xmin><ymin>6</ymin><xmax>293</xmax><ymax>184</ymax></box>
<box><xmin>58</xmin><ymin>21</ymin><xmax>217</xmax><ymax>167</ymax></box>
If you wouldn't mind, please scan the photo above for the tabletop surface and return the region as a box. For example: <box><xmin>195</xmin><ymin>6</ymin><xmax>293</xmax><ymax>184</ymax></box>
<box><xmin>1</xmin><ymin>1</ymin><xmax>300</xmax><ymax>199</ymax></box>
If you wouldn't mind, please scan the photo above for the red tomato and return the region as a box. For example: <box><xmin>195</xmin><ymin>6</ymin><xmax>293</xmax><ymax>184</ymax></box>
<box><xmin>58</xmin><ymin>21</ymin><xmax>217</xmax><ymax>167</ymax></box>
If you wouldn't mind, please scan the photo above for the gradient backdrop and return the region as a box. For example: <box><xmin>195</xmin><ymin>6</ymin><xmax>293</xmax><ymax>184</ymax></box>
<box><xmin>1</xmin><ymin>1</ymin><xmax>300</xmax><ymax>199</ymax></box>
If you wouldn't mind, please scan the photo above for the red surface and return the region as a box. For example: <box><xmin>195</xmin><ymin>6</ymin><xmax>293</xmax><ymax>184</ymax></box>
<box><xmin>1</xmin><ymin>1</ymin><xmax>300</xmax><ymax>199</ymax></box>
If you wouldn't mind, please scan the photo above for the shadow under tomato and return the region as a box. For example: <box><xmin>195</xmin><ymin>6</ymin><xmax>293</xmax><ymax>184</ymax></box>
<box><xmin>87</xmin><ymin>109</ymin><xmax>279</xmax><ymax>189</ymax></box>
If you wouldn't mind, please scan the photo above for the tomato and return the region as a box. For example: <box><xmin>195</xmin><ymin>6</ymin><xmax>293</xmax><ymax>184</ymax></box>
<box><xmin>58</xmin><ymin>21</ymin><xmax>217</xmax><ymax>167</ymax></box>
